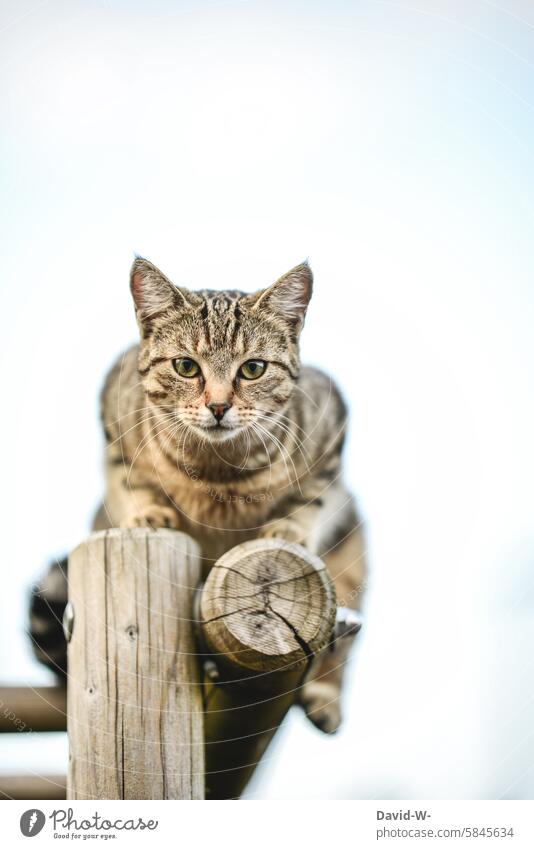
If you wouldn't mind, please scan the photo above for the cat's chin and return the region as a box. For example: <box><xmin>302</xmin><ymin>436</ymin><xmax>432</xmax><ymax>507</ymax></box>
<box><xmin>191</xmin><ymin>423</ymin><xmax>243</xmax><ymax>444</ymax></box>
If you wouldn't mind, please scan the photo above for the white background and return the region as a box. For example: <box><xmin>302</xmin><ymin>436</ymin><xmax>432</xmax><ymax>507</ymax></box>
<box><xmin>1</xmin><ymin>0</ymin><xmax>534</xmax><ymax>799</ymax></box>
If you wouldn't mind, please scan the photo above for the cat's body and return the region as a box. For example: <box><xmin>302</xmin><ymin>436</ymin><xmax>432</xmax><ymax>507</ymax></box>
<box><xmin>98</xmin><ymin>344</ymin><xmax>352</xmax><ymax>566</ymax></box>
<box><xmin>30</xmin><ymin>259</ymin><xmax>366</xmax><ymax>733</ymax></box>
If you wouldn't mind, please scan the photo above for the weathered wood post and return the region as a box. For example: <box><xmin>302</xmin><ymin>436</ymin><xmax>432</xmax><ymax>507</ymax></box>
<box><xmin>66</xmin><ymin>530</ymin><xmax>338</xmax><ymax>801</ymax></box>
<box><xmin>200</xmin><ymin>538</ymin><xmax>337</xmax><ymax>799</ymax></box>
<box><xmin>67</xmin><ymin>528</ymin><xmax>204</xmax><ymax>799</ymax></box>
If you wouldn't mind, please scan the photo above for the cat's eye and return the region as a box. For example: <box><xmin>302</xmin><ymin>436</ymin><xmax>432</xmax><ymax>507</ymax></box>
<box><xmin>173</xmin><ymin>357</ymin><xmax>201</xmax><ymax>378</ymax></box>
<box><xmin>239</xmin><ymin>359</ymin><xmax>266</xmax><ymax>380</ymax></box>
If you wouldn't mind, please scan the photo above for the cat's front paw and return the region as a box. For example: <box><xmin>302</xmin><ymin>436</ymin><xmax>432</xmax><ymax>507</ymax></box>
<box><xmin>258</xmin><ymin>518</ymin><xmax>306</xmax><ymax>545</ymax></box>
<box><xmin>300</xmin><ymin>681</ymin><xmax>342</xmax><ymax>734</ymax></box>
<box><xmin>120</xmin><ymin>504</ymin><xmax>181</xmax><ymax>530</ymax></box>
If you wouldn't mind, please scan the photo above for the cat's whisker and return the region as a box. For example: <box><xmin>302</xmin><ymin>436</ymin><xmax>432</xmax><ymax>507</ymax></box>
<box><xmin>105</xmin><ymin>407</ymin><xmax>176</xmax><ymax>447</ymax></box>
<box><xmin>256</xmin><ymin>431</ymin><xmax>311</xmax><ymax>473</ymax></box>
<box><xmin>255</xmin><ymin>407</ymin><xmax>311</xmax><ymax>440</ymax></box>
<box><xmin>106</xmin><ymin>414</ymin><xmax>158</xmax><ymax>448</ymax></box>
<box><xmin>253</xmin><ymin>413</ymin><xmax>312</xmax><ymax>473</ymax></box>
<box><xmin>252</xmin><ymin>403</ymin><xmax>314</xmax><ymax>444</ymax></box>
<box><xmin>125</xmin><ymin>413</ymin><xmax>178</xmax><ymax>485</ymax></box>
<box><xmin>173</xmin><ymin>416</ymin><xmax>197</xmax><ymax>463</ymax></box>
<box><xmin>252</xmin><ymin>420</ymin><xmax>303</xmax><ymax>494</ymax></box>
<box><xmin>253</xmin><ymin>413</ymin><xmax>303</xmax><ymax>452</ymax></box>
<box><xmin>181</xmin><ymin>422</ymin><xmax>193</xmax><ymax>460</ymax></box>
<box><xmin>159</xmin><ymin>419</ymin><xmax>188</xmax><ymax>466</ymax></box>
<box><xmin>248</xmin><ymin>423</ymin><xmax>274</xmax><ymax>488</ymax></box>
<box><xmin>264</xmin><ymin>422</ymin><xmax>305</xmax><ymax>493</ymax></box>
<box><xmin>104</xmin><ymin>402</ymin><xmax>177</xmax><ymax>430</ymax></box>
<box><xmin>125</xmin><ymin>418</ymin><xmax>177</xmax><ymax>479</ymax></box>
<box><xmin>156</xmin><ymin>416</ymin><xmax>187</xmax><ymax>464</ymax></box>
<box><xmin>238</xmin><ymin>426</ymin><xmax>252</xmax><ymax>472</ymax></box>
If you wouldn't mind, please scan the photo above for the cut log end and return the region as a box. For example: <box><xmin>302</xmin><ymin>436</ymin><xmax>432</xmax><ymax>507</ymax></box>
<box><xmin>200</xmin><ymin>538</ymin><xmax>337</xmax><ymax>678</ymax></box>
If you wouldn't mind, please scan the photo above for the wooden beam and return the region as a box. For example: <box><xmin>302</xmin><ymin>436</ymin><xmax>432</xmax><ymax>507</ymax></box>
<box><xmin>0</xmin><ymin>775</ymin><xmax>66</xmax><ymax>800</ymax></box>
<box><xmin>0</xmin><ymin>686</ymin><xmax>66</xmax><ymax>733</ymax></box>
<box><xmin>200</xmin><ymin>538</ymin><xmax>336</xmax><ymax>799</ymax></box>
<box><xmin>67</xmin><ymin>528</ymin><xmax>204</xmax><ymax>800</ymax></box>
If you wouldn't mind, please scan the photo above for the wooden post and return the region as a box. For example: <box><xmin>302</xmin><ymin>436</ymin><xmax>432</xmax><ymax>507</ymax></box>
<box><xmin>200</xmin><ymin>538</ymin><xmax>336</xmax><ymax>799</ymax></box>
<box><xmin>67</xmin><ymin>528</ymin><xmax>204</xmax><ymax>800</ymax></box>
<box><xmin>65</xmin><ymin>531</ymin><xmax>337</xmax><ymax>800</ymax></box>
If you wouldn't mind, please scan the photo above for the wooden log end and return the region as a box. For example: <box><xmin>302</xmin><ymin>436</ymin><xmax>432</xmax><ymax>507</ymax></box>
<box><xmin>200</xmin><ymin>538</ymin><xmax>336</xmax><ymax>679</ymax></box>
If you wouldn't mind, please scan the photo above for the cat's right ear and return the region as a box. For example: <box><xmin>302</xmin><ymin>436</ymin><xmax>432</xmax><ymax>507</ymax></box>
<box><xmin>130</xmin><ymin>258</ymin><xmax>194</xmax><ymax>328</ymax></box>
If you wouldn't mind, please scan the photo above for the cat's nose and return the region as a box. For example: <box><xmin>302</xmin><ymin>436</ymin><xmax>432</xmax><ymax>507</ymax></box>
<box><xmin>207</xmin><ymin>402</ymin><xmax>231</xmax><ymax>423</ymax></box>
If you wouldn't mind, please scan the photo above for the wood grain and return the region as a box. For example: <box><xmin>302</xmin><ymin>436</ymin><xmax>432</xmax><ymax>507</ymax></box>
<box><xmin>200</xmin><ymin>538</ymin><xmax>336</xmax><ymax>798</ymax></box>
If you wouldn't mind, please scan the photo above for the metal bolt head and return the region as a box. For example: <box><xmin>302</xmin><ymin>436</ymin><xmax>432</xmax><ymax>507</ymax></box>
<box><xmin>203</xmin><ymin>659</ymin><xmax>220</xmax><ymax>682</ymax></box>
<box><xmin>335</xmin><ymin>606</ymin><xmax>363</xmax><ymax>640</ymax></box>
<box><xmin>63</xmin><ymin>602</ymin><xmax>74</xmax><ymax>643</ymax></box>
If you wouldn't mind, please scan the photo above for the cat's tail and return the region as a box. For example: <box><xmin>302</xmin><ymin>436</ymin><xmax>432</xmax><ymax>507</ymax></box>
<box><xmin>28</xmin><ymin>557</ymin><xmax>68</xmax><ymax>679</ymax></box>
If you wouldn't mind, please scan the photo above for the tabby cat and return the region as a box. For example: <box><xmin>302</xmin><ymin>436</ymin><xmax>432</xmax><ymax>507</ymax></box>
<box><xmin>30</xmin><ymin>258</ymin><xmax>366</xmax><ymax>733</ymax></box>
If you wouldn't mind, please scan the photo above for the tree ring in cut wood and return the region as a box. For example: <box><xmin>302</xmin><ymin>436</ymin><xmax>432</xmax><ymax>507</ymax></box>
<box><xmin>200</xmin><ymin>538</ymin><xmax>336</xmax><ymax>677</ymax></box>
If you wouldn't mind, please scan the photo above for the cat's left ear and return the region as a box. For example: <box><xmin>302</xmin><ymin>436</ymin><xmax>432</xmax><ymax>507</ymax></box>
<box><xmin>130</xmin><ymin>257</ymin><xmax>199</xmax><ymax>327</ymax></box>
<box><xmin>251</xmin><ymin>262</ymin><xmax>313</xmax><ymax>329</ymax></box>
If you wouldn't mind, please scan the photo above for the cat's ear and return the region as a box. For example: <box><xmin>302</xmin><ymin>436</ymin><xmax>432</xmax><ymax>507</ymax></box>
<box><xmin>130</xmin><ymin>257</ymin><xmax>195</xmax><ymax>325</ymax></box>
<box><xmin>250</xmin><ymin>262</ymin><xmax>313</xmax><ymax>328</ymax></box>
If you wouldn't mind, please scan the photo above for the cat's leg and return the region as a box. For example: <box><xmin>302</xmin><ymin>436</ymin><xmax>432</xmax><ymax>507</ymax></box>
<box><xmin>257</xmin><ymin>479</ymin><xmax>366</xmax><ymax>733</ymax></box>
<box><xmin>28</xmin><ymin>557</ymin><xmax>69</xmax><ymax>677</ymax></box>
<box><xmin>257</xmin><ymin>478</ymin><xmax>327</xmax><ymax>546</ymax></box>
<box><xmin>300</xmin><ymin>516</ymin><xmax>367</xmax><ymax>733</ymax></box>
<box><xmin>103</xmin><ymin>450</ymin><xmax>182</xmax><ymax>530</ymax></box>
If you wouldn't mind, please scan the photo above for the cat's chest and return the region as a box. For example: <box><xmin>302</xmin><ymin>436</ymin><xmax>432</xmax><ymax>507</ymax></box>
<box><xmin>165</xmin><ymin>467</ymin><xmax>277</xmax><ymax>529</ymax></box>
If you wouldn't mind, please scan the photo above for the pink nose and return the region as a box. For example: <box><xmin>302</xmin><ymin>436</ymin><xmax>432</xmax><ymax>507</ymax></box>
<box><xmin>207</xmin><ymin>403</ymin><xmax>230</xmax><ymax>423</ymax></box>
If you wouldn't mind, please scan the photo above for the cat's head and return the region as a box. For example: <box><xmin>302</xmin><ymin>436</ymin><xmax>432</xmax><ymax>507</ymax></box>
<box><xmin>130</xmin><ymin>257</ymin><xmax>313</xmax><ymax>443</ymax></box>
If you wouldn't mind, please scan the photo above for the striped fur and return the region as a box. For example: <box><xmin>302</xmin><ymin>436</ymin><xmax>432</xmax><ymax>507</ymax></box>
<box><xmin>30</xmin><ymin>258</ymin><xmax>366</xmax><ymax>732</ymax></box>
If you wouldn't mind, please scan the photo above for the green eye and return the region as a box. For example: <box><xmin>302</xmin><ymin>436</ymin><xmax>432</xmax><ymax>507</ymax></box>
<box><xmin>239</xmin><ymin>359</ymin><xmax>266</xmax><ymax>380</ymax></box>
<box><xmin>173</xmin><ymin>357</ymin><xmax>201</xmax><ymax>378</ymax></box>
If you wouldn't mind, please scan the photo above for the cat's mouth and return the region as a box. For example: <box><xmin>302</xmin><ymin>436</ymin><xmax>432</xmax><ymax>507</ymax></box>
<box><xmin>191</xmin><ymin>422</ymin><xmax>243</xmax><ymax>441</ymax></box>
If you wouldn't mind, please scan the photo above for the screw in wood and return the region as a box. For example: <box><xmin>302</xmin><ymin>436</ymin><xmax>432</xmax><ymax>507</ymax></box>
<box><xmin>63</xmin><ymin>602</ymin><xmax>74</xmax><ymax>643</ymax></box>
